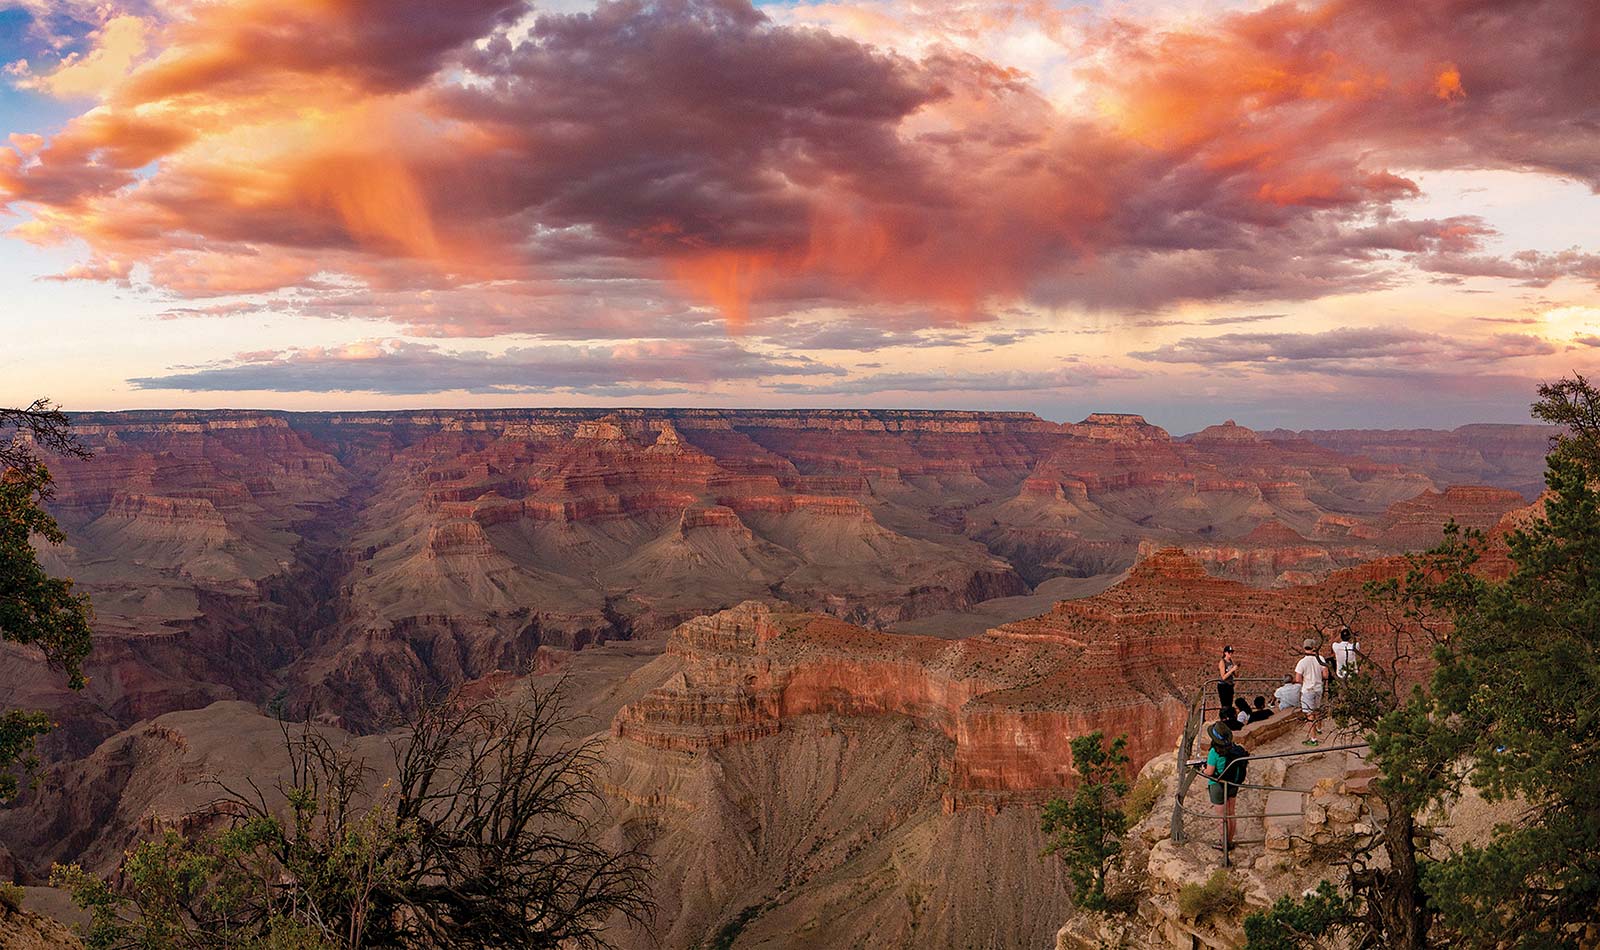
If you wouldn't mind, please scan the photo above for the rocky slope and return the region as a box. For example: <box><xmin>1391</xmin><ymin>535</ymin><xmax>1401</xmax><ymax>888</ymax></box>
<box><xmin>1</xmin><ymin>409</ymin><xmax>1552</xmax><ymax>946</ymax></box>
<box><xmin>5</xmin><ymin>548</ymin><xmax>1428</xmax><ymax>948</ymax></box>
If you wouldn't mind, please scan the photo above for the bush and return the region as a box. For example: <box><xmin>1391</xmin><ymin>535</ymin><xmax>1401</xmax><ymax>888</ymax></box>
<box><xmin>1178</xmin><ymin>869</ymin><xmax>1243</xmax><ymax>922</ymax></box>
<box><xmin>1242</xmin><ymin>881</ymin><xmax>1349</xmax><ymax>949</ymax></box>
<box><xmin>51</xmin><ymin>688</ymin><xmax>652</xmax><ymax>949</ymax></box>
<box><xmin>0</xmin><ymin>881</ymin><xmax>24</xmax><ymax>913</ymax></box>
<box><xmin>1122</xmin><ymin>775</ymin><xmax>1162</xmax><ymax>826</ymax></box>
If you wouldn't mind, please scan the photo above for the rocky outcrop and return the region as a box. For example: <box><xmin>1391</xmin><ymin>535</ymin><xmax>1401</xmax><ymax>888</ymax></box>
<box><xmin>1374</xmin><ymin>485</ymin><xmax>1527</xmax><ymax>549</ymax></box>
<box><xmin>613</xmin><ymin>551</ymin><xmax>1409</xmax><ymax>809</ymax></box>
<box><xmin>0</xmin><ymin>906</ymin><xmax>82</xmax><ymax>950</ymax></box>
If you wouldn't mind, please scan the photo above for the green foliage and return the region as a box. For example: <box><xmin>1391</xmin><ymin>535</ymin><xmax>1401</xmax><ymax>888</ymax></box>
<box><xmin>1122</xmin><ymin>775</ymin><xmax>1162</xmax><ymax>826</ymax></box>
<box><xmin>0</xmin><ymin>880</ymin><xmax>24</xmax><ymax>913</ymax></box>
<box><xmin>0</xmin><ymin>709</ymin><xmax>53</xmax><ymax>804</ymax></box>
<box><xmin>1177</xmin><ymin>869</ymin><xmax>1243</xmax><ymax>922</ymax></box>
<box><xmin>0</xmin><ymin>465</ymin><xmax>93</xmax><ymax>687</ymax></box>
<box><xmin>1242</xmin><ymin>881</ymin><xmax>1351</xmax><ymax>949</ymax></box>
<box><xmin>0</xmin><ymin>460</ymin><xmax>95</xmax><ymax>803</ymax></box>
<box><xmin>52</xmin><ymin>823</ymin><xmax>345</xmax><ymax>950</ymax></box>
<box><xmin>1042</xmin><ymin>730</ymin><xmax>1130</xmax><ymax>911</ymax></box>
<box><xmin>1294</xmin><ymin>375</ymin><xmax>1600</xmax><ymax>948</ymax></box>
<box><xmin>1416</xmin><ymin>441</ymin><xmax>1600</xmax><ymax>947</ymax></box>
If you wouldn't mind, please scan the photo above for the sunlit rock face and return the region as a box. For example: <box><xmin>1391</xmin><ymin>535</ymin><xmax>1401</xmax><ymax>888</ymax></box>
<box><xmin>612</xmin><ymin>549</ymin><xmax>1422</xmax><ymax>810</ymax></box>
<box><xmin>13</xmin><ymin>407</ymin><xmax>1543</xmax><ymax>753</ymax></box>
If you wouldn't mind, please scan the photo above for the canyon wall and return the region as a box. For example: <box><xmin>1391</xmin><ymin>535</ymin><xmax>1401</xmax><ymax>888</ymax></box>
<box><xmin>7</xmin><ymin>408</ymin><xmax>1535</xmax><ymax>753</ymax></box>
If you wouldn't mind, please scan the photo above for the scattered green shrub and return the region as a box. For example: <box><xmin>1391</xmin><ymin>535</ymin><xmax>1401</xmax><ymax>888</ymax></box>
<box><xmin>1242</xmin><ymin>881</ymin><xmax>1349</xmax><ymax>949</ymax></box>
<box><xmin>0</xmin><ymin>881</ymin><xmax>25</xmax><ymax>913</ymax></box>
<box><xmin>1122</xmin><ymin>775</ymin><xmax>1163</xmax><ymax>825</ymax></box>
<box><xmin>1178</xmin><ymin>869</ymin><xmax>1243</xmax><ymax>922</ymax></box>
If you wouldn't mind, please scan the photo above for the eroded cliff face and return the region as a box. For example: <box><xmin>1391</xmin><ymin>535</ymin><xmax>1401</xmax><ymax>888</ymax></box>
<box><xmin>611</xmin><ymin>549</ymin><xmax>1408</xmax><ymax>810</ymax></box>
<box><xmin>10</xmin><ymin>409</ymin><xmax>1540</xmax><ymax>750</ymax></box>
<box><xmin>0</xmin><ymin>541</ymin><xmax>1491</xmax><ymax>949</ymax></box>
<box><xmin>1264</xmin><ymin>423</ymin><xmax>1553</xmax><ymax>499</ymax></box>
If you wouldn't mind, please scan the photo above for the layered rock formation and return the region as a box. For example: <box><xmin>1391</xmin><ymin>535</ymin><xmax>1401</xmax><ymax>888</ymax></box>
<box><xmin>610</xmin><ymin>548</ymin><xmax>1406</xmax><ymax>814</ymax></box>
<box><xmin>1263</xmin><ymin>423</ymin><xmax>1552</xmax><ymax>498</ymax></box>
<box><xmin>9</xmin><ymin>409</ymin><xmax>1537</xmax><ymax>751</ymax></box>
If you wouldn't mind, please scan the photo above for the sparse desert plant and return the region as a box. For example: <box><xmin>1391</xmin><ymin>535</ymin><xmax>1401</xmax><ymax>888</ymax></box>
<box><xmin>1122</xmin><ymin>775</ymin><xmax>1163</xmax><ymax>826</ymax></box>
<box><xmin>0</xmin><ymin>880</ymin><xmax>25</xmax><ymax>913</ymax></box>
<box><xmin>52</xmin><ymin>686</ymin><xmax>653</xmax><ymax>949</ymax></box>
<box><xmin>1242</xmin><ymin>881</ymin><xmax>1350</xmax><ymax>950</ymax></box>
<box><xmin>1178</xmin><ymin>869</ymin><xmax>1243</xmax><ymax>922</ymax></box>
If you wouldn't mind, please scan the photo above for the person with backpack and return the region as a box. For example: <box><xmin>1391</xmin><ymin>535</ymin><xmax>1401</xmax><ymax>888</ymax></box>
<box><xmin>1201</xmin><ymin>722</ymin><xmax>1248</xmax><ymax>850</ymax></box>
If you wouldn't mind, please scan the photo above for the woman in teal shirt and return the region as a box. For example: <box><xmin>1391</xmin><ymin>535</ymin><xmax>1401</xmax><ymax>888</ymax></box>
<box><xmin>1202</xmin><ymin>723</ymin><xmax>1246</xmax><ymax>849</ymax></box>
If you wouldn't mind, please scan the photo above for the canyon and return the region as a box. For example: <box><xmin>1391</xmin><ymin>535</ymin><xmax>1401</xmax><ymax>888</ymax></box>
<box><xmin>0</xmin><ymin>408</ymin><xmax>1549</xmax><ymax>947</ymax></box>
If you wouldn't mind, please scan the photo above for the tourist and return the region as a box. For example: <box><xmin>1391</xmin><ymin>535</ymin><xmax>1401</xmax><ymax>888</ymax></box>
<box><xmin>1294</xmin><ymin>637</ymin><xmax>1327</xmax><ymax>745</ymax></box>
<box><xmin>1234</xmin><ymin>697</ymin><xmax>1255</xmax><ymax>725</ymax></box>
<box><xmin>1332</xmin><ymin>627</ymin><xmax>1360</xmax><ymax>679</ymax></box>
<box><xmin>1220</xmin><ymin>705</ymin><xmax>1244</xmax><ymax>731</ymax></box>
<box><xmin>1217</xmin><ymin>644</ymin><xmax>1238</xmax><ymax>719</ymax></box>
<box><xmin>1201</xmin><ymin>722</ymin><xmax>1247</xmax><ymax>850</ymax></box>
<box><xmin>1273</xmin><ymin>675</ymin><xmax>1300</xmax><ymax>711</ymax></box>
<box><xmin>1248</xmin><ymin>696</ymin><xmax>1273</xmax><ymax>722</ymax></box>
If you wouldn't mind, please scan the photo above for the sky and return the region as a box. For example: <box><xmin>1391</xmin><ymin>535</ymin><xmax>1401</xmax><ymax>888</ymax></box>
<box><xmin>0</xmin><ymin>0</ymin><xmax>1597</xmax><ymax>433</ymax></box>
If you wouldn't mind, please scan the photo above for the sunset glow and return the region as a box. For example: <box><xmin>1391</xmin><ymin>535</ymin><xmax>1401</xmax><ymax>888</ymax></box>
<box><xmin>2</xmin><ymin>0</ymin><xmax>1596</xmax><ymax>428</ymax></box>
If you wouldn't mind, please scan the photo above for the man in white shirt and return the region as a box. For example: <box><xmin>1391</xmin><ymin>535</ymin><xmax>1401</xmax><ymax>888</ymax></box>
<box><xmin>1294</xmin><ymin>638</ymin><xmax>1327</xmax><ymax>746</ymax></box>
<box><xmin>1273</xmin><ymin>675</ymin><xmax>1300</xmax><ymax>711</ymax></box>
<box><xmin>1331</xmin><ymin>628</ymin><xmax>1359</xmax><ymax>679</ymax></box>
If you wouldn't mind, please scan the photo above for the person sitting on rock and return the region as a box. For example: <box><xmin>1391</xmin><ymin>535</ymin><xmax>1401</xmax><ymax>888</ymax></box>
<box><xmin>1273</xmin><ymin>675</ymin><xmax>1300</xmax><ymax>711</ymax></box>
<box><xmin>1233</xmin><ymin>697</ymin><xmax>1256</xmax><ymax>725</ymax></box>
<box><xmin>1295</xmin><ymin>637</ymin><xmax>1328</xmax><ymax>746</ymax></box>
<box><xmin>1219</xmin><ymin>704</ymin><xmax>1245</xmax><ymax>731</ymax></box>
<box><xmin>1201</xmin><ymin>722</ymin><xmax>1248</xmax><ymax>850</ymax></box>
<box><xmin>1248</xmin><ymin>696</ymin><xmax>1273</xmax><ymax>722</ymax></box>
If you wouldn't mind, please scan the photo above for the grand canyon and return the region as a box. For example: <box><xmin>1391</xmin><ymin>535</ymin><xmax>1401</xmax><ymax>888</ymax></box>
<box><xmin>0</xmin><ymin>408</ymin><xmax>1547</xmax><ymax>947</ymax></box>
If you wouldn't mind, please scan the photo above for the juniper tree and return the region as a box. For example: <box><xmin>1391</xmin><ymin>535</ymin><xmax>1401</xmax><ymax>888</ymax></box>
<box><xmin>1042</xmin><ymin>730</ymin><xmax>1130</xmax><ymax>911</ymax></box>
<box><xmin>0</xmin><ymin>399</ymin><xmax>93</xmax><ymax>803</ymax></box>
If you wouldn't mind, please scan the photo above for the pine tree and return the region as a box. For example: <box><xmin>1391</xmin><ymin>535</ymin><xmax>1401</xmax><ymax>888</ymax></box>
<box><xmin>1042</xmin><ymin>731</ymin><xmax>1130</xmax><ymax>911</ymax></box>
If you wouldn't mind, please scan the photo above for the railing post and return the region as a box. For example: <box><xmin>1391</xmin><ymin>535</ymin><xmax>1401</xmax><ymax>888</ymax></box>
<box><xmin>1170</xmin><ymin>678</ymin><xmax>1206</xmax><ymax>844</ymax></box>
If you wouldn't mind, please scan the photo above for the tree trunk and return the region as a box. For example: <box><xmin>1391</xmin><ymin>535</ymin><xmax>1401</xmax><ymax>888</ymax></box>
<box><xmin>1378</xmin><ymin>809</ymin><xmax>1428</xmax><ymax>949</ymax></box>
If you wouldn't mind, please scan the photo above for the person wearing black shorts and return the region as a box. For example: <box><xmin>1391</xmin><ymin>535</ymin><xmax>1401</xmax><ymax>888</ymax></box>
<box><xmin>1202</xmin><ymin>722</ymin><xmax>1246</xmax><ymax>848</ymax></box>
<box><xmin>1217</xmin><ymin>645</ymin><xmax>1238</xmax><ymax>718</ymax></box>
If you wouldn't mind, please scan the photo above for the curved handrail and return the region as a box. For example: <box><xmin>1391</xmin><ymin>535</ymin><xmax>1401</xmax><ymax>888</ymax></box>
<box><xmin>1172</xmin><ymin>675</ymin><xmax>1281</xmax><ymax>842</ymax></box>
<box><xmin>1171</xmin><ymin>673</ymin><xmax>1367</xmax><ymax>866</ymax></box>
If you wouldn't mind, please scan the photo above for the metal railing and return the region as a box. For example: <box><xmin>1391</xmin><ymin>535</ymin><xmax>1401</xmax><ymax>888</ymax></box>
<box><xmin>1170</xmin><ymin>675</ymin><xmax>1367</xmax><ymax>868</ymax></box>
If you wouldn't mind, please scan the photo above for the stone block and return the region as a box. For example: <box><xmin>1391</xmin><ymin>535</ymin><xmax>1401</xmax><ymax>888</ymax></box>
<box><xmin>1327</xmin><ymin>797</ymin><xmax>1362</xmax><ymax>823</ymax></box>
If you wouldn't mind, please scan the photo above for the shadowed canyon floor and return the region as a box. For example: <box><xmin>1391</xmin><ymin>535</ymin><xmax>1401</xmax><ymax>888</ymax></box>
<box><xmin>0</xmin><ymin>409</ymin><xmax>1546</xmax><ymax>947</ymax></box>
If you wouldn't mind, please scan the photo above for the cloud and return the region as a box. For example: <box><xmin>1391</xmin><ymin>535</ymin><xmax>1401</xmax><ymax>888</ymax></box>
<box><xmin>1</xmin><ymin>0</ymin><xmax>1597</xmax><ymax>336</ymax></box>
<box><xmin>129</xmin><ymin>338</ymin><xmax>844</xmax><ymax>395</ymax></box>
<box><xmin>771</xmin><ymin>363</ymin><xmax>1139</xmax><ymax>395</ymax></box>
<box><xmin>1132</xmin><ymin>327</ymin><xmax>1558</xmax><ymax>376</ymax></box>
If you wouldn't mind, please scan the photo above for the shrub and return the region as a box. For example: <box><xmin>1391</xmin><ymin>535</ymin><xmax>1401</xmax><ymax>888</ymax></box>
<box><xmin>0</xmin><ymin>881</ymin><xmax>25</xmax><ymax>913</ymax></box>
<box><xmin>52</xmin><ymin>687</ymin><xmax>652</xmax><ymax>949</ymax></box>
<box><xmin>1178</xmin><ymin>869</ymin><xmax>1243</xmax><ymax>922</ymax></box>
<box><xmin>1122</xmin><ymin>775</ymin><xmax>1163</xmax><ymax>826</ymax></box>
<box><xmin>1242</xmin><ymin>881</ymin><xmax>1349</xmax><ymax>949</ymax></box>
